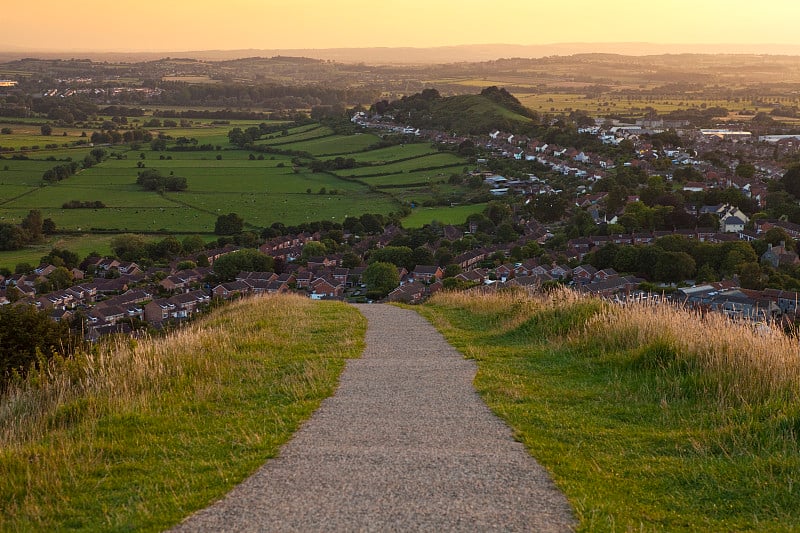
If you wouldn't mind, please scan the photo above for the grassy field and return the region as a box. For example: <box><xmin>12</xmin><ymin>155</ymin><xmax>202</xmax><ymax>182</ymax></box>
<box><xmin>319</xmin><ymin>142</ymin><xmax>437</xmax><ymax>163</ymax></box>
<box><xmin>0</xmin><ymin>234</ymin><xmax>116</xmax><ymax>269</ymax></box>
<box><xmin>0</xmin><ymin>118</ymin><xmax>476</xmax><ymax>269</ymax></box>
<box><xmin>358</xmin><ymin>165</ymin><xmax>465</xmax><ymax>187</ymax></box>
<box><xmin>0</xmin><ymin>295</ymin><xmax>366</xmax><ymax>531</ymax></box>
<box><xmin>277</xmin><ymin>132</ymin><xmax>380</xmax><ymax>155</ymax></box>
<box><xmin>255</xmin><ymin>124</ymin><xmax>330</xmax><ymax>145</ymax></box>
<box><xmin>335</xmin><ymin>153</ymin><xmax>465</xmax><ymax>178</ymax></box>
<box><xmin>515</xmin><ymin>93</ymin><xmax>782</xmax><ymax>118</ymax></box>
<box><xmin>418</xmin><ymin>288</ymin><xmax>800</xmax><ymax>531</ymax></box>
<box><xmin>402</xmin><ymin>204</ymin><xmax>487</xmax><ymax>228</ymax></box>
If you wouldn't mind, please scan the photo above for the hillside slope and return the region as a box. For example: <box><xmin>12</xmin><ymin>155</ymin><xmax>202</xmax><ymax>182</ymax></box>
<box><xmin>419</xmin><ymin>288</ymin><xmax>800</xmax><ymax>531</ymax></box>
<box><xmin>0</xmin><ymin>295</ymin><xmax>365</xmax><ymax>531</ymax></box>
<box><xmin>373</xmin><ymin>86</ymin><xmax>536</xmax><ymax>134</ymax></box>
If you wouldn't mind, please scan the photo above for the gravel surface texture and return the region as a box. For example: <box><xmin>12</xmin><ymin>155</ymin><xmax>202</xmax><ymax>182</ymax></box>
<box><xmin>172</xmin><ymin>304</ymin><xmax>575</xmax><ymax>532</ymax></box>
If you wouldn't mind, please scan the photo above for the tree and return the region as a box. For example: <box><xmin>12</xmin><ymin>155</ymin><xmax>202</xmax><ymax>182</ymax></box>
<box><xmin>443</xmin><ymin>264</ymin><xmax>462</xmax><ymax>278</ymax></box>
<box><xmin>182</xmin><ymin>235</ymin><xmax>206</xmax><ymax>254</ymax></box>
<box><xmin>212</xmin><ymin>249</ymin><xmax>274</xmax><ymax>282</ymax></box>
<box><xmin>136</xmin><ymin>169</ymin><xmax>187</xmax><ymax>192</ymax></box>
<box><xmin>735</xmin><ymin>162</ymin><xmax>756</xmax><ymax>180</ymax></box>
<box><xmin>566</xmin><ymin>209</ymin><xmax>596</xmax><ymax>239</ymax></box>
<box><xmin>40</xmin><ymin>124</ymin><xmax>52</xmax><ymax>136</ymax></box>
<box><xmin>485</xmin><ymin>201</ymin><xmax>512</xmax><ymax>226</ymax></box>
<box><xmin>613</xmin><ymin>245</ymin><xmax>640</xmax><ymax>274</ymax></box>
<box><xmin>780</xmin><ymin>165</ymin><xmax>800</xmax><ymax>199</ymax></box>
<box><xmin>340</xmin><ymin>252</ymin><xmax>362</xmax><ymax>269</ymax></box>
<box><xmin>0</xmin><ymin>304</ymin><xmax>75</xmax><ymax>383</ymax></box>
<box><xmin>41</xmin><ymin>248</ymin><xmax>79</xmax><ymax>269</ymax></box>
<box><xmin>368</xmin><ymin>246</ymin><xmax>414</xmax><ymax>270</ymax></box>
<box><xmin>411</xmin><ymin>247</ymin><xmax>435</xmax><ymax>268</ymax></box>
<box><xmin>301</xmin><ymin>241</ymin><xmax>328</xmax><ymax>261</ymax></box>
<box><xmin>763</xmin><ymin>227</ymin><xmax>793</xmax><ymax>247</ymax></box>
<box><xmin>214</xmin><ymin>213</ymin><xmax>245</xmax><ymax>235</ymax></box>
<box><xmin>111</xmin><ymin>234</ymin><xmax>149</xmax><ymax>261</ymax></box>
<box><xmin>48</xmin><ymin>266</ymin><xmax>74</xmax><ymax>291</ymax></box>
<box><xmin>529</xmin><ymin>194</ymin><xmax>567</xmax><ymax>223</ymax></box>
<box><xmin>653</xmin><ymin>251</ymin><xmax>696</xmax><ymax>283</ymax></box>
<box><xmin>147</xmin><ymin>235</ymin><xmax>183</xmax><ymax>261</ymax></box>
<box><xmin>42</xmin><ymin>218</ymin><xmax>57</xmax><ymax>235</ymax></box>
<box><xmin>21</xmin><ymin>209</ymin><xmax>43</xmax><ymax>242</ymax></box>
<box><xmin>695</xmin><ymin>263</ymin><xmax>719</xmax><ymax>283</ymax></box>
<box><xmin>362</xmin><ymin>261</ymin><xmax>400</xmax><ymax>298</ymax></box>
<box><xmin>359</xmin><ymin>213</ymin><xmax>384</xmax><ymax>234</ymax></box>
<box><xmin>0</xmin><ymin>223</ymin><xmax>27</xmax><ymax>251</ymax></box>
<box><xmin>738</xmin><ymin>262</ymin><xmax>766</xmax><ymax>290</ymax></box>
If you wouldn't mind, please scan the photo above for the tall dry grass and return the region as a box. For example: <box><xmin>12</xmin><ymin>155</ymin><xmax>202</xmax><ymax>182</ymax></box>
<box><xmin>577</xmin><ymin>299</ymin><xmax>800</xmax><ymax>407</ymax></box>
<box><xmin>0</xmin><ymin>293</ymin><xmax>323</xmax><ymax>450</ymax></box>
<box><xmin>429</xmin><ymin>286</ymin><xmax>800</xmax><ymax>407</ymax></box>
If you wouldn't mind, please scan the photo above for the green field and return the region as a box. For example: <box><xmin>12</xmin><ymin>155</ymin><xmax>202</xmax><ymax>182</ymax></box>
<box><xmin>256</xmin><ymin>124</ymin><xmax>331</xmax><ymax>145</ymax></box>
<box><xmin>278</xmin><ymin>132</ymin><xmax>381</xmax><ymax>155</ymax></box>
<box><xmin>402</xmin><ymin>203</ymin><xmax>487</xmax><ymax>228</ymax></box>
<box><xmin>320</xmin><ymin>142</ymin><xmax>437</xmax><ymax>163</ymax></box>
<box><xmin>357</xmin><ymin>165</ymin><xmax>465</xmax><ymax>187</ymax></box>
<box><xmin>0</xmin><ymin>117</ymin><xmax>476</xmax><ymax>269</ymax></box>
<box><xmin>335</xmin><ymin>153</ymin><xmax>465</xmax><ymax>178</ymax></box>
<box><xmin>515</xmin><ymin>92</ymin><xmax>785</xmax><ymax>119</ymax></box>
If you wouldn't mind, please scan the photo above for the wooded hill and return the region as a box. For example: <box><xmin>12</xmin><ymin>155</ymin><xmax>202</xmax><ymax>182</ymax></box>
<box><xmin>371</xmin><ymin>86</ymin><xmax>536</xmax><ymax>135</ymax></box>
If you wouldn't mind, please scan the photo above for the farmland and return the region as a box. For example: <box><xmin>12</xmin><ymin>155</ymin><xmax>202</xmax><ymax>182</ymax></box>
<box><xmin>0</xmin><ymin>118</ymin><xmax>476</xmax><ymax>269</ymax></box>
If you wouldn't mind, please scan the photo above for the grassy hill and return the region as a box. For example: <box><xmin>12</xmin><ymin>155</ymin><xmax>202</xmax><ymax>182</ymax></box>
<box><xmin>6</xmin><ymin>286</ymin><xmax>796</xmax><ymax>530</ymax></box>
<box><xmin>0</xmin><ymin>294</ymin><xmax>365</xmax><ymax>531</ymax></box>
<box><xmin>418</xmin><ymin>288</ymin><xmax>800</xmax><ymax>531</ymax></box>
<box><xmin>376</xmin><ymin>86</ymin><xmax>536</xmax><ymax>135</ymax></box>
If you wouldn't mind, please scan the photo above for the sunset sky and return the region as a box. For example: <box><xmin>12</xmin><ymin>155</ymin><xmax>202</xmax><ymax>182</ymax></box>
<box><xmin>4</xmin><ymin>0</ymin><xmax>800</xmax><ymax>52</ymax></box>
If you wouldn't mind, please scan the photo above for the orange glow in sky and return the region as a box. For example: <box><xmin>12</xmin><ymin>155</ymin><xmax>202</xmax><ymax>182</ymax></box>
<box><xmin>4</xmin><ymin>0</ymin><xmax>800</xmax><ymax>52</ymax></box>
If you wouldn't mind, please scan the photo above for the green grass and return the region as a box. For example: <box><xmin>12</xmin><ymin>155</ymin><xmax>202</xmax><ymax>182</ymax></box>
<box><xmin>256</xmin><ymin>125</ymin><xmax>332</xmax><ymax>145</ymax></box>
<box><xmin>0</xmin><ymin>123</ymin><xmax>473</xmax><ymax>242</ymax></box>
<box><xmin>319</xmin><ymin>142</ymin><xmax>437</xmax><ymax>163</ymax></box>
<box><xmin>402</xmin><ymin>203</ymin><xmax>486</xmax><ymax>228</ymax></box>
<box><xmin>357</xmin><ymin>165</ymin><xmax>465</xmax><ymax>187</ymax></box>
<box><xmin>335</xmin><ymin>153</ymin><xmax>466</xmax><ymax>178</ymax></box>
<box><xmin>0</xmin><ymin>148</ymin><xmax>401</xmax><ymax>232</ymax></box>
<box><xmin>515</xmin><ymin>93</ymin><xmax>780</xmax><ymax>119</ymax></box>
<box><xmin>277</xmin><ymin>133</ymin><xmax>381</xmax><ymax>155</ymax></box>
<box><xmin>418</xmin><ymin>290</ymin><xmax>800</xmax><ymax>531</ymax></box>
<box><xmin>0</xmin><ymin>234</ymin><xmax>116</xmax><ymax>270</ymax></box>
<box><xmin>0</xmin><ymin>295</ymin><xmax>366</xmax><ymax>531</ymax></box>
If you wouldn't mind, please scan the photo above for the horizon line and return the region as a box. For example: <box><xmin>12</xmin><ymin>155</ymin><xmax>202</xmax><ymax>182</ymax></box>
<box><xmin>4</xmin><ymin>41</ymin><xmax>800</xmax><ymax>55</ymax></box>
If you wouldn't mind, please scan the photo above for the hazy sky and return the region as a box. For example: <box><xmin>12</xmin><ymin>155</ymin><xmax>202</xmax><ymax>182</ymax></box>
<box><xmin>4</xmin><ymin>0</ymin><xmax>800</xmax><ymax>52</ymax></box>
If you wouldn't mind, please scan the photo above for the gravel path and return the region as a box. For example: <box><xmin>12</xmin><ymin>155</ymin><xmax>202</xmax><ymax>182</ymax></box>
<box><xmin>172</xmin><ymin>304</ymin><xmax>575</xmax><ymax>532</ymax></box>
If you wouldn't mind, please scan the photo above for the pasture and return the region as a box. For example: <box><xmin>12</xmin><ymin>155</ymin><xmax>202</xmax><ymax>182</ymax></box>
<box><xmin>0</xmin><ymin>118</ymin><xmax>478</xmax><ymax>269</ymax></box>
<box><xmin>275</xmin><ymin>132</ymin><xmax>381</xmax><ymax>155</ymax></box>
<box><xmin>335</xmin><ymin>152</ymin><xmax>465</xmax><ymax>178</ymax></box>
<box><xmin>515</xmin><ymin>92</ymin><xmax>790</xmax><ymax>119</ymax></box>
<box><xmin>402</xmin><ymin>203</ymin><xmax>487</xmax><ymax>228</ymax></box>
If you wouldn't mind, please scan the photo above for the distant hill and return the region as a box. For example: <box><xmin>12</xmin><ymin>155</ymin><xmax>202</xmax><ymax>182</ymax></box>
<box><xmin>5</xmin><ymin>43</ymin><xmax>800</xmax><ymax>64</ymax></box>
<box><xmin>374</xmin><ymin>86</ymin><xmax>536</xmax><ymax>135</ymax></box>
